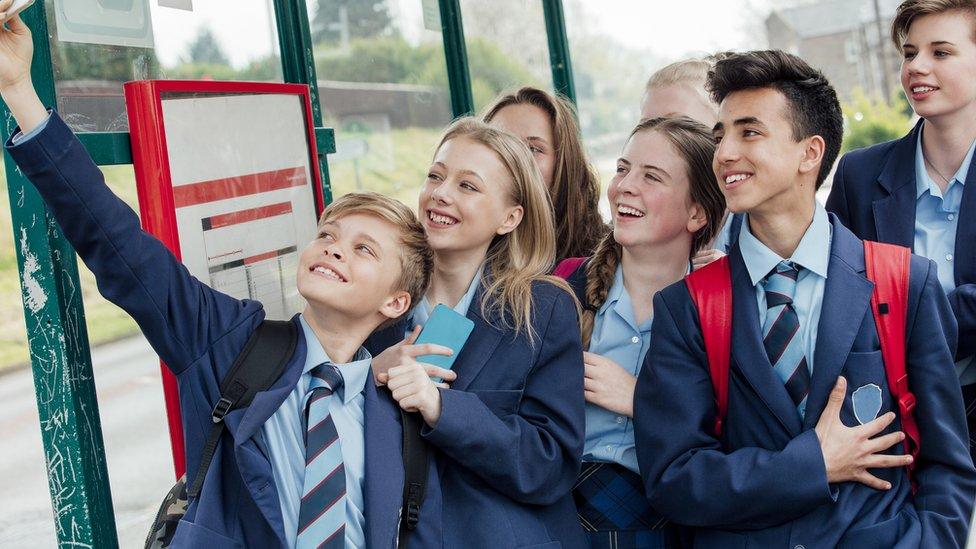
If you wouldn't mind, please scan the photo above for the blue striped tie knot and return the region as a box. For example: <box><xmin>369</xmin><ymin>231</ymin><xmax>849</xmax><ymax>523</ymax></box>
<box><xmin>761</xmin><ymin>260</ymin><xmax>810</xmax><ymax>418</ymax></box>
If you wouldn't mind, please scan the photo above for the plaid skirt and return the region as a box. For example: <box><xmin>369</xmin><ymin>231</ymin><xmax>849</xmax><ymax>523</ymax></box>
<box><xmin>573</xmin><ymin>461</ymin><xmax>679</xmax><ymax>549</ymax></box>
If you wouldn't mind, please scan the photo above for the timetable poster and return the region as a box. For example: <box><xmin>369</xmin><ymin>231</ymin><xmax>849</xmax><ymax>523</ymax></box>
<box><xmin>160</xmin><ymin>92</ymin><xmax>319</xmax><ymax>320</ymax></box>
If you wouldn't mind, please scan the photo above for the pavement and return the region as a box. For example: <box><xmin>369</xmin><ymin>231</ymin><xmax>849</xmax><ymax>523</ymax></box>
<box><xmin>0</xmin><ymin>335</ymin><xmax>174</xmax><ymax>548</ymax></box>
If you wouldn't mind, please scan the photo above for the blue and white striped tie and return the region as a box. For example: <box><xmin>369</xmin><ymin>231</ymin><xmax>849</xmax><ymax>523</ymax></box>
<box><xmin>761</xmin><ymin>261</ymin><xmax>811</xmax><ymax>418</ymax></box>
<box><xmin>297</xmin><ymin>363</ymin><xmax>346</xmax><ymax>549</ymax></box>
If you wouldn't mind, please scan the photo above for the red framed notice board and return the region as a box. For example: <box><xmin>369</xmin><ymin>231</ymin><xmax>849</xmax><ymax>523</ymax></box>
<box><xmin>124</xmin><ymin>80</ymin><xmax>325</xmax><ymax>477</ymax></box>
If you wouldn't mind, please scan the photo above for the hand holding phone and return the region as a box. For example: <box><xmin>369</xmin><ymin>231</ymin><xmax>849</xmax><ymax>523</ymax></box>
<box><xmin>414</xmin><ymin>304</ymin><xmax>474</xmax><ymax>382</ymax></box>
<box><xmin>3</xmin><ymin>0</ymin><xmax>33</xmax><ymax>24</ymax></box>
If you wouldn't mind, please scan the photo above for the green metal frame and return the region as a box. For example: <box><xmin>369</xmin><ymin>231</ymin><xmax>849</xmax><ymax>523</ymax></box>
<box><xmin>3</xmin><ymin>0</ymin><xmax>572</xmax><ymax>546</ymax></box>
<box><xmin>438</xmin><ymin>0</ymin><xmax>474</xmax><ymax>117</ymax></box>
<box><xmin>1</xmin><ymin>3</ymin><xmax>119</xmax><ymax>547</ymax></box>
<box><xmin>541</xmin><ymin>0</ymin><xmax>576</xmax><ymax>103</ymax></box>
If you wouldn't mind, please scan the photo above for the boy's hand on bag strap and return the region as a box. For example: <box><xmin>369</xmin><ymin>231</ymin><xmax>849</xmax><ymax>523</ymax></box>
<box><xmin>0</xmin><ymin>2</ymin><xmax>45</xmax><ymax>134</ymax></box>
<box><xmin>815</xmin><ymin>376</ymin><xmax>913</xmax><ymax>490</ymax></box>
<box><xmin>371</xmin><ymin>324</ymin><xmax>452</xmax><ymax>385</ymax></box>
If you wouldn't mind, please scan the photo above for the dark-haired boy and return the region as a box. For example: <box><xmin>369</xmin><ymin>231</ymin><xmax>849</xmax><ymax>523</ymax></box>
<box><xmin>633</xmin><ymin>50</ymin><xmax>976</xmax><ymax>547</ymax></box>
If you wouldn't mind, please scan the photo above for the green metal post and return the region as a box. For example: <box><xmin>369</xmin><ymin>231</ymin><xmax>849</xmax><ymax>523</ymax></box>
<box><xmin>438</xmin><ymin>0</ymin><xmax>474</xmax><ymax>117</ymax></box>
<box><xmin>273</xmin><ymin>0</ymin><xmax>335</xmax><ymax>204</ymax></box>
<box><xmin>1</xmin><ymin>2</ymin><xmax>119</xmax><ymax>548</ymax></box>
<box><xmin>542</xmin><ymin>0</ymin><xmax>576</xmax><ymax>103</ymax></box>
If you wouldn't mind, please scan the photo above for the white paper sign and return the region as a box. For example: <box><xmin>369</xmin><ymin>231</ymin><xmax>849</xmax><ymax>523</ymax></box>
<box><xmin>158</xmin><ymin>0</ymin><xmax>192</xmax><ymax>11</ymax></box>
<box><xmin>54</xmin><ymin>0</ymin><xmax>155</xmax><ymax>48</ymax></box>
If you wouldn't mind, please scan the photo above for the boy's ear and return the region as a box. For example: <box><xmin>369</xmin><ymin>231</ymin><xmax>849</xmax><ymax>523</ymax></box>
<box><xmin>798</xmin><ymin>135</ymin><xmax>826</xmax><ymax>179</ymax></box>
<box><xmin>379</xmin><ymin>290</ymin><xmax>411</xmax><ymax>321</ymax></box>
<box><xmin>687</xmin><ymin>202</ymin><xmax>708</xmax><ymax>234</ymax></box>
<box><xmin>496</xmin><ymin>204</ymin><xmax>524</xmax><ymax>236</ymax></box>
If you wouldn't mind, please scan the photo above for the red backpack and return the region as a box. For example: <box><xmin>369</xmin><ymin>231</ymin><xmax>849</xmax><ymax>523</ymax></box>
<box><xmin>684</xmin><ymin>241</ymin><xmax>919</xmax><ymax>485</ymax></box>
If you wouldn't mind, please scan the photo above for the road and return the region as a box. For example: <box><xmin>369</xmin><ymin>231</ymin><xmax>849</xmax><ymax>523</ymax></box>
<box><xmin>0</xmin><ymin>335</ymin><xmax>174</xmax><ymax>548</ymax></box>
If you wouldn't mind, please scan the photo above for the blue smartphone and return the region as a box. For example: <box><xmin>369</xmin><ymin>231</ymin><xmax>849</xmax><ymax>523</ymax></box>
<box><xmin>414</xmin><ymin>304</ymin><xmax>475</xmax><ymax>382</ymax></box>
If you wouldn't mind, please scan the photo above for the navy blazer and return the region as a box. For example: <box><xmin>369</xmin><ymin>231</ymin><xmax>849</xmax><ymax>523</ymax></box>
<box><xmin>633</xmin><ymin>216</ymin><xmax>976</xmax><ymax>548</ymax></box>
<box><xmin>827</xmin><ymin>121</ymin><xmax>976</xmax><ymax>360</ymax></box>
<box><xmin>367</xmin><ymin>278</ymin><xmax>587</xmax><ymax>549</ymax></box>
<box><xmin>7</xmin><ymin>112</ymin><xmax>443</xmax><ymax>549</ymax></box>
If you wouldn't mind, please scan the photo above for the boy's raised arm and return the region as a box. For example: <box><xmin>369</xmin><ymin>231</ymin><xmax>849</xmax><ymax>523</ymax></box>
<box><xmin>0</xmin><ymin>9</ymin><xmax>263</xmax><ymax>373</ymax></box>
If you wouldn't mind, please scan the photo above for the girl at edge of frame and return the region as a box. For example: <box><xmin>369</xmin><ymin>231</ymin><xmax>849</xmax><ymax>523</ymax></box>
<box><xmin>482</xmin><ymin>86</ymin><xmax>609</xmax><ymax>263</ymax></box>
<box><xmin>560</xmin><ymin>116</ymin><xmax>725</xmax><ymax>549</ymax></box>
<box><xmin>366</xmin><ymin>117</ymin><xmax>589</xmax><ymax>548</ymax></box>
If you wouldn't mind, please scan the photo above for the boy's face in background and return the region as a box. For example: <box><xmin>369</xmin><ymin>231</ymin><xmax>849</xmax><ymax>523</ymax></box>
<box><xmin>297</xmin><ymin>212</ymin><xmax>409</xmax><ymax>325</ymax></box>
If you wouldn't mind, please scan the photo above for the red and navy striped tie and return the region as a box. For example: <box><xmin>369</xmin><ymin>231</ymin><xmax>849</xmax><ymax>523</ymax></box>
<box><xmin>761</xmin><ymin>261</ymin><xmax>810</xmax><ymax>418</ymax></box>
<box><xmin>297</xmin><ymin>363</ymin><xmax>346</xmax><ymax>549</ymax></box>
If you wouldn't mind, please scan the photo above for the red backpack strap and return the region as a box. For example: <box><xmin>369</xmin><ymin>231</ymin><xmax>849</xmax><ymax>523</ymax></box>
<box><xmin>554</xmin><ymin>257</ymin><xmax>587</xmax><ymax>279</ymax></box>
<box><xmin>684</xmin><ymin>257</ymin><xmax>733</xmax><ymax>437</ymax></box>
<box><xmin>863</xmin><ymin>241</ymin><xmax>918</xmax><ymax>488</ymax></box>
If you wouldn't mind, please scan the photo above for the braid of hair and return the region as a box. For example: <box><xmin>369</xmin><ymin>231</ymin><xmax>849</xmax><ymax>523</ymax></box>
<box><xmin>580</xmin><ymin>230</ymin><xmax>622</xmax><ymax>350</ymax></box>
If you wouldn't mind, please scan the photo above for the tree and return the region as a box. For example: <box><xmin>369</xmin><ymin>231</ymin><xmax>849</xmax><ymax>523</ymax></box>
<box><xmin>186</xmin><ymin>27</ymin><xmax>229</xmax><ymax>66</ymax></box>
<box><xmin>841</xmin><ymin>88</ymin><xmax>913</xmax><ymax>153</ymax></box>
<box><xmin>311</xmin><ymin>0</ymin><xmax>393</xmax><ymax>45</ymax></box>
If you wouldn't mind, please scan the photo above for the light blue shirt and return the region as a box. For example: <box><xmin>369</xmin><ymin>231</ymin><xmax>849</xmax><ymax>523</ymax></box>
<box><xmin>406</xmin><ymin>265</ymin><xmax>483</xmax><ymax>333</ymax></box>
<box><xmin>262</xmin><ymin>315</ymin><xmax>371</xmax><ymax>549</ymax></box>
<box><xmin>914</xmin><ymin>129</ymin><xmax>975</xmax><ymax>382</ymax></box>
<box><xmin>738</xmin><ymin>204</ymin><xmax>831</xmax><ymax>377</ymax></box>
<box><xmin>583</xmin><ymin>264</ymin><xmax>652</xmax><ymax>474</ymax></box>
<box><xmin>12</xmin><ymin>111</ymin><xmax>51</xmax><ymax>144</ymax></box>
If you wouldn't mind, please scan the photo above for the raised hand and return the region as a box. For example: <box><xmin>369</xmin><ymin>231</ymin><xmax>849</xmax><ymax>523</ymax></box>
<box><xmin>0</xmin><ymin>5</ymin><xmax>45</xmax><ymax>134</ymax></box>
<box><xmin>814</xmin><ymin>376</ymin><xmax>913</xmax><ymax>490</ymax></box>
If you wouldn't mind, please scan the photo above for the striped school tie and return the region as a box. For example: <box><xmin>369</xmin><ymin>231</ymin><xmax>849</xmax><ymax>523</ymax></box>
<box><xmin>761</xmin><ymin>260</ymin><xmax>811</xmax><ymax>418</ymax></box>
<box><xmin>297</xmin><ymin>363</ymin><xmax>346</xmax><ymax>549</ymax></box>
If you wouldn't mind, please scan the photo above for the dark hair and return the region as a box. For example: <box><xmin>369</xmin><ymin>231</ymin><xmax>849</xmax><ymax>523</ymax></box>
<box><xmin>579</xmin><ymin>116</ymin><xmax>725</xmax><ymax>347</ymax></box>
<box><xmin>707</xmin><ymin>50</ymin><xmax>843</xmax><ymax>189</ymax></box>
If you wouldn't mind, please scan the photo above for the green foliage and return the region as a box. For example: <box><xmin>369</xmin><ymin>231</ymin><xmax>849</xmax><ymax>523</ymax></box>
<box><xmin>185</xmin><ymin>27</ymin><xmax>230</xmax><ymax>66</ymax></box>
<box><xmin>842</xmin><ymin>88</ymin><xmax>914</xmax><ymax>153</ymax></box>
<box><xmin>53</xmin><ymin>42</ymin><xmax>158</xmax><ymax>82</ymax></box>
<box><xmin>311</xmin><ymin>0</ymin><xmax>394</xmax><ymax>45</ymax></box>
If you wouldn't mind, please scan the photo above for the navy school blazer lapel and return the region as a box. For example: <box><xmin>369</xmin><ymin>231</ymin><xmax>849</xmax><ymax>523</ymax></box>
<box><xmin>363</xmin><ymin>379</ymin><xmax>406</xmax><ymax>549</ymax></box>
<box><xmin>222</xmin><ymin>315</ymin><xmax>308</xmax><ymax>547</ymax></box>
<box><xmin>957</xmin><ymin>151</ymin><xmax>976</xmax><ymax>285</ymax></box>
<box><xmin>728</xmin><ymin>246</ymin><xmax>804</xmax><ymax>436</ymax></box>
<box><xmin>802</xmin><ymin>218</ymin><xmax>875</xmax><ymax>429</ymax></box>
<box><xmin>872</xmin><ymin>121</ymin><xmax>920</xmax><ymax>248</ymax></box>
<box><xmin>451</xmin><ymin>282</ymin><xmax>505</xmax><ymax>392</ymax></box>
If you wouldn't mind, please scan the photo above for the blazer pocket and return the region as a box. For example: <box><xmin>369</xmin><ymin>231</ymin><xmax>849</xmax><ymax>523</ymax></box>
<box><xmin>173</xmin><ymin>520</ymin><xmax>243</xmax><ymax>549</ymax></box>
<box><xmin>470</xmin><ymin>389</ymin><xmax>522</xmax><ymax>416</ymax></box>
<box><xmin>841</xmin><ymin>350</ymin><xmax>890</xmax><ymax>425</ymax></box>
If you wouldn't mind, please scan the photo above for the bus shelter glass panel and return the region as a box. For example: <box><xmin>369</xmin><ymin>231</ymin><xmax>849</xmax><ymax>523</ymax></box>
<box><xmin>305</xmin><ymin>0</ymin><xmax>454</xmax><ymax>206</ymax></box>
<box><xmin>44</xmin><ymin>0</ymin><xmax>285</xmax><ymax>133</ymax></box>
<box><xmin>562</xmin><ymin>0</ymin><xmax>906</xmax><ymax>208</ymax></box>
<box><xmin>458</xmin><ymin>0</ymin><xmax>554</xmax><ymax>112</ymax></box>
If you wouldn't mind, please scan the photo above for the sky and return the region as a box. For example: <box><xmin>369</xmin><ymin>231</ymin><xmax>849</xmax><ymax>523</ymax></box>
<box><xmin>145</xmin><ymin>0</ymin><xmax>781</xmax><ymax>70</ymax></box>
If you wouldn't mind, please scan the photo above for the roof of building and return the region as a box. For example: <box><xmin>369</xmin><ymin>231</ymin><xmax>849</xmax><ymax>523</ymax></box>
<box><xmin>769</xmin><ymin>0</ymin><xmax>902</xmax><ymax>39</ymax></box>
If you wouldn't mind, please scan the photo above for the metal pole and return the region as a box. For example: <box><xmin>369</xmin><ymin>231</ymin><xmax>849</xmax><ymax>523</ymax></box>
<box><xmin>1</xmin><ymin>2</ymin><xmax>118</xmax><ymax>547</ymax></box>
<box><xmin>437</xmin><ymin>0</ymin><xmax>474</xmax><ymax>117</ymax></box>
<box><xmin>872</xmin><ymin>0</ymin><xmax>893</xmax><ymax>105</ymax></box>
<box><xmin>542</xmin><ymin>0</ymin><xmax>576</xmax><ymax>103</ymax></box>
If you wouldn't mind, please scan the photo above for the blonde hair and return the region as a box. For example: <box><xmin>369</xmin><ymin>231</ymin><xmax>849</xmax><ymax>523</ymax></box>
<box><xmin>579</xmin><ymin>117</ymin><xmax>725</xmax><ymax>347</ymax></box>
<box><xmin>434</xmin><ymin>118</ymin><xmax>576</xmax><ymax>342</ymax></box>
<box><xmin>645</xmin><ymin>57</ymin><xmax>719</xmax><ymax>118</ymax></box>
<box><xmin>319</xmin><ymin>191</ymin><xmax>434</xmax><ymax>326</ymax></box>
<box><xmin>891</xmin><ymin>0</ymin><xmax>976</xmax><ymax>49</ymax></box>
<box><xmin>481</xmin><ymin>87</ymin><xmax>607</xmax><ymax>263</ymax></box>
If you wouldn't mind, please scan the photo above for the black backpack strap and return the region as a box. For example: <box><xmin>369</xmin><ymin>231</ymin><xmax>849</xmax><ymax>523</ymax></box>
<box><xmin>187</xmin><ymin>319</ymin><xmax>298</xmax><ymax>498</ymax></box>
<box><xmin>397</xmin><ymin>408</ymin><xmax>429</xmax><ymax>548</ymax></box>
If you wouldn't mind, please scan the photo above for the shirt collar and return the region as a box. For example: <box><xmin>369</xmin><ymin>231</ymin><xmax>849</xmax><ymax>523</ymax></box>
<box><xmin>739</xmin><ymin>203</ymin><xmax>831</xmax><ymax>287</ymax></box>
<box><xmin>597</xmin><ymin>264</ymin><xmax>626</xmax><ymax>318</ymax></box>
<box><xmin>299</xmin><ymin>314</ymin><xmax>372</xmax><ymax>404</ymax></box>
<box><xmin>915</xmin><ymin>125</ymin><xmax>975</xmax><ymax>199</ymax></box>
<box><xmin>413</xmin><ymin>263</ymin><xmax>484</xmax><ymax>327</ymax></box>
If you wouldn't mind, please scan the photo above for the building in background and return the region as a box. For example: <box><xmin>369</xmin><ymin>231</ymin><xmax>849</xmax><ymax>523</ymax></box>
<box><xmin>766</xmin><ymin>0</ymin><xmax>902</xmax><ymax>102</ymax></box>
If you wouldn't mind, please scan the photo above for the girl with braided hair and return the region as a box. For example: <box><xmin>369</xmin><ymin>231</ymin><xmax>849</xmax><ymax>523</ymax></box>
<box><xmin>558</xmin><ymin>116</ymin><xmax>725</xmax><ymax>549</ymax></box>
